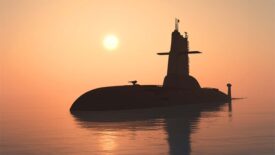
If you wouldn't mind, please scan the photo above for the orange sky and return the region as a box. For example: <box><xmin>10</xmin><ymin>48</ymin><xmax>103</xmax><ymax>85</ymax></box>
<box><xmin>1</xmin><ymin>0</ymin><xmax>274</xmax><ymax>108</ymax></box>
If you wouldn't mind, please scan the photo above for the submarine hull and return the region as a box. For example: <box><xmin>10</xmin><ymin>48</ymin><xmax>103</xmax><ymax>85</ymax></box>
<box><xmin>70</xmin><ymin>85</ymin><xmax>229</xmax><ymax>111</ymax></box>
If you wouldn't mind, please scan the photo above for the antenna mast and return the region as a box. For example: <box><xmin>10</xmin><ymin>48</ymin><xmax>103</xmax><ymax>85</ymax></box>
<box><xmin>175</xmin><ymin>18</ymin><xmax>180</xmax><ymax>31</ymax></box>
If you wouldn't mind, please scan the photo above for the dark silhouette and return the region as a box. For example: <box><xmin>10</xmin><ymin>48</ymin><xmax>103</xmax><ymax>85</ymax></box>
<box><xmin>227</xmin><ymin>83</ymin><xmax>232</xmax><ymax>99</ymax></box>
<box><xmin>70</xmin><ymin>19</ymin><xmax>232</xmax><ymax>111</ymax></box>
<box><xmin>158</xmin><ymin>18</ymin><xmax>201</xmax><ymax>90</ymax></box>
<box><xmin>71</xmin><ymin>102</ymin><xmax>229</xmax><ymax>155</ymax></box>
<box><xmin>129</xmin><ymin>80</ymin><xmax>138</xmax><ymax>86</ymax></box>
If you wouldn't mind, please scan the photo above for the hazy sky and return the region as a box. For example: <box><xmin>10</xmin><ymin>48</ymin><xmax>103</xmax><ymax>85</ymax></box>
<box><xmin>1</xmin><ymin>0</ymin><xmax>274</xmax><ymax>107</ymax></box>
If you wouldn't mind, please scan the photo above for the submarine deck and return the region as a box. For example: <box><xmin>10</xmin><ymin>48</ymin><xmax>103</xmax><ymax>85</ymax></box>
<box><xmin>70</xmin><ymin>85</ymin><xmax>229</xmax><ymax>111</ymax></box>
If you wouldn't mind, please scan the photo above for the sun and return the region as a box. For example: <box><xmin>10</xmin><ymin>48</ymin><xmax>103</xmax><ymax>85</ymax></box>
<box><xmin>103</xmin><ymin>35</ymin><xmax>119</xmax><ymax>50</ymax></box>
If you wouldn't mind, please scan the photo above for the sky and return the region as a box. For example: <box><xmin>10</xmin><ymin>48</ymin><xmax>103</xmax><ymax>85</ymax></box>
<box><xmin>1</xmin><ymin>0</ymin><xmax>274</xmax><ymax>108</ymax></box>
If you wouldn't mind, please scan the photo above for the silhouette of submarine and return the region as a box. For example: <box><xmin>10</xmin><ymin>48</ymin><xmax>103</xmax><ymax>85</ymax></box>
<box><xmin>70</xmin><ymin>19</ymin><xmax>231</xmax><ymax>111</ymax></box>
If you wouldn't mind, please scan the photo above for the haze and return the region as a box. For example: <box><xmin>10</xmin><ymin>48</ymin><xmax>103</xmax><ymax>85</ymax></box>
<box><xmin>1</xmin><ymin>0</ymin><xmax>274</xmax><ymax>109</ymax></box>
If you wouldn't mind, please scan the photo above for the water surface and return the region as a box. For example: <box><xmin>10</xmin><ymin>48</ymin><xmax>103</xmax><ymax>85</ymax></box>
<box><xmin>1</xmin><ymin>95</ymin><xmax>274</xmax><ymax>155</ymax></box>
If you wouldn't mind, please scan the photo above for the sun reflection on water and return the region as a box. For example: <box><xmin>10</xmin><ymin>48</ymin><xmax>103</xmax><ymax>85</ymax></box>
<box><xmin>99</xmin><ymin>131</ymin><xmax>117</xmax><ymax>152</ymax></box>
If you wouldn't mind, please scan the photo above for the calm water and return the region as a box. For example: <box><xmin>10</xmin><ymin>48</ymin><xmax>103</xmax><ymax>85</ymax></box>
<box><xmin>1</xmin><ymin>94</ymin><xmax>274</xmax><ymax>155</ymax></box>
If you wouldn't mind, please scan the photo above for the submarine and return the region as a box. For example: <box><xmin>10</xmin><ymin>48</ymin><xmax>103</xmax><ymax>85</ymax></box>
<box><xmin>70</xmin><ymin>19</ymin><xmax>231</xmax><ymax>111</ymax></box>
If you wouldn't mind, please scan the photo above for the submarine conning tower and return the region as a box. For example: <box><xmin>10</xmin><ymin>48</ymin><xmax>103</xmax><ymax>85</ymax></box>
<box><xmin>158</xmin><ymin>19</ymin><xmax>201</xmax><ymax>90</ymax></box>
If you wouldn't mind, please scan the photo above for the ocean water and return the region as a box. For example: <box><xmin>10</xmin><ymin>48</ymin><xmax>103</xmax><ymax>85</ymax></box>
<box><xmin>0</xmin><ymin>94</ymin><xmax>274</xmax><ymax>155</ymax></box>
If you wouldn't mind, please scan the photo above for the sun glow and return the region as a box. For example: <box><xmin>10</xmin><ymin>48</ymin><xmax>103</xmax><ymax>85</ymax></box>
<box><xmin>99</xmin><ymin>131</ymin><xmax>117</xmax><ymax>151</ymax></box>
<box><xmin>103</xmin><ymin>35</ymin><xmax>119</xmax><ymax>50</ymax></box>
